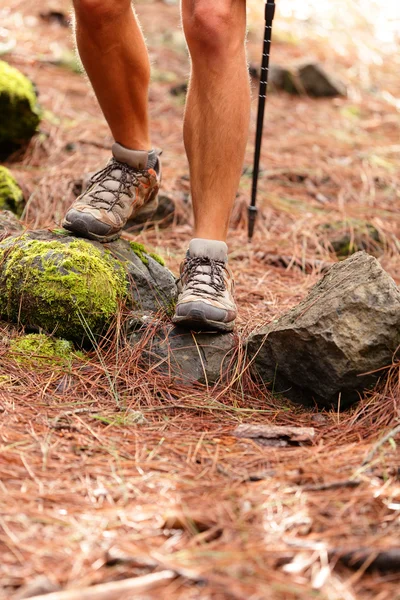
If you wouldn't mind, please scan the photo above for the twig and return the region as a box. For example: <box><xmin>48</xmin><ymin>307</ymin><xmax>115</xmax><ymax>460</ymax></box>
<box><xmin>333</xmin><ymin>548</ymin><xmax>400</xmax><ymax>572</ymax></box>
<box><xmin>302</xmin><ymin>480</ymin><xmax>361</xmax><ymax>492</ymax></box>
<box><xmin>30</xmin><ymin>570</ymin><xmax>176</xmax><ymax>600</ymax></box>
<box><xmin>362</xmin><ymin>423</ymin><xmax>400</xmax><ymax>466</ymax></box>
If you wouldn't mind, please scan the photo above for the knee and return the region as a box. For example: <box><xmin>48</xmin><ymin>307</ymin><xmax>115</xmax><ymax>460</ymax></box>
<box><xmin>183</xmin><ymin>1</ymin><xmax>245</xmax><ymax>58</ymax></box>
<box><xmin>73</xmin><ymin>0</ymin><xmax>131</xmax><ymax>24</ymax></box>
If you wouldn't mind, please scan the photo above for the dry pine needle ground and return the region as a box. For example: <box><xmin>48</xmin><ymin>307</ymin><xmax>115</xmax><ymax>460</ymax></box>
<box><xmin>0</xmin><ymin>1</ymin><xmax>400</xmax><ymax>598</ymax></box>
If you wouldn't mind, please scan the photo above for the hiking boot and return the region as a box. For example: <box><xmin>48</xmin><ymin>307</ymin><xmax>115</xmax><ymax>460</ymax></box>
<box><xmin>172</xmin><ymin>238</ymin><xmax>237</xmax><ymax>332</ymax></box>
<box><xmin>62</xmin><ymin>143</ymin><xmax>161</xmax><ymax>243</ymax></box>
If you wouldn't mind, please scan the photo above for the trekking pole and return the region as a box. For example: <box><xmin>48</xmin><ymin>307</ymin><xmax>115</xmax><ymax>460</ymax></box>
<box><xmin>248</xmin><ymin>0</ymin><xmax>276</xmax><ymax>242</ymax></box>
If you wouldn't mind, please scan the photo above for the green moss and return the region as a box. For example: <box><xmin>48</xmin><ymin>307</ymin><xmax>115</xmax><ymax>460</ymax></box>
<box><xmin>129</xmin><ymin>241</ymin><xmax>165</xmax><ymax>267</ymax></box>
<box><xmin>9</xmin><ymin>333</ymin><xmax>77</xmax><ymax>366</ymax></box>
<box><xmin>149</xmin><ymin>252</ymin><xmax>165</xmax><ymax>267</ymax></box>
<box><xmin>0</xmin><ymin>166</ymin><xmax>24</xmax><ymax>216</ymax></box>
<box><xmin>129</xmin><ymin>241</ymin><xmax>149</xmax><ymax>264</ymax></box>
<box><xmin>0</xmin><ymin>235</ymin><xmax>128</xmax><ymax>341</ymax></box>
<box><xmin>0</xmin><ymin>60</ymin><xmax>41</xmax><ymax>147</ymax></box>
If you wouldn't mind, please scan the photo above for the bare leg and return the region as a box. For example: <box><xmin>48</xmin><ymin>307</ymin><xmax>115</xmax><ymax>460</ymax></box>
<box><xmin>182</xmin><ymin>0</ymin><xmax>250</xmax><ymax>241</ymax></box>
<box><xmin>72</xmin><ymin>0</ymin><xmax>151</xmax><ymax>150</ymax></box>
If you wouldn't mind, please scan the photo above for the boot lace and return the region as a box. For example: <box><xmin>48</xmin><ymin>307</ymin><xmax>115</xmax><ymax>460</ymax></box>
<box><xmin>180</xmin><ymin>256</ymin><xmax>228</xmax><ymax>299</ymax></box>
<box><xmin>85</xmin><ymin>159</ymin><xmax>145</xmax><ymax>211</ymax></box>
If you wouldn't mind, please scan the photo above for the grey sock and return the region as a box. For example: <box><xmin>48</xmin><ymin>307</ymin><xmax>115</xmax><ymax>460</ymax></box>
<box><xmin>112</xmin><ymin>142</ymin><xmax>159</xmax><ymax>171</ymax></box>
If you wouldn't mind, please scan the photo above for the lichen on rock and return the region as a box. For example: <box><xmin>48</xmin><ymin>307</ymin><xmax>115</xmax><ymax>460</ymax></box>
<box><xmin>9</xmin><ymin>333</ymin><xmax>79</xmax><ymax>366</ymax></box>
<box><xmin>0</xmin><ymin>166</ymin><xmax>25</xmax><ymax>216</ymax></box>
<box><xmin>0</xmin><ymin>232</ymin><xmax>128</xmax><ymax>341</ymax></box>
<box><xmin>0</xmin><ymin>60</ymin><xmax>41</xmax><ymax>153</ymax></box>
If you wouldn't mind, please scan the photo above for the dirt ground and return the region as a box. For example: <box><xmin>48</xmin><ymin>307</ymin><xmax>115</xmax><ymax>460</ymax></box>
<box><xmin>1</xmin><ymin>1</ymin><xmax>400</xmax><ymax>598</ymax></box>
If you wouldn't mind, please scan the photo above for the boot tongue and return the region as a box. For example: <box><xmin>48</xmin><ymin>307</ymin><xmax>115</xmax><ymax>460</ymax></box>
<box><xmin>189</xmin><ymin>238</ymin><xmax>228</xmax><ymax>263</ymax></box>
<box><xmin>112</xmin><ymin>142</ymin><xmax>156</xmax><ymax>170</ymax></box>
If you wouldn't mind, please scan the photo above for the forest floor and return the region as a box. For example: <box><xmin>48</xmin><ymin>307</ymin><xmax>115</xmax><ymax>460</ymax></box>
<box><xmin>1</xmin><ymin>1</ymin><xmax>400</xmax><ymax>598</ymax></box>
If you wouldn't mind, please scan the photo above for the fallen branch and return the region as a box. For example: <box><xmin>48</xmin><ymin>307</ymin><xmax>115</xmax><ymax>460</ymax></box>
<box><xmin>234</xmin><ymin>424</ymin><xmax>315</xmax><ymax>447</ymax></box>
<box><xmin>30</xmin><ymin>570</ymin><xmax>176</xmax><ymax>600</ymax></box>
<box><xmin>302</xmin><ymin>480</ymin><xmax>361</xmax><ymax>492</ymax></box>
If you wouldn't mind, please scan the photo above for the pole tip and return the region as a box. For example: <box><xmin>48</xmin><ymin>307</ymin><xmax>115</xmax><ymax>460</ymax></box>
<box><xmin>247</xmin><ymin>205</ymin><xmax>258</xmax><ymax>242</ymax></box>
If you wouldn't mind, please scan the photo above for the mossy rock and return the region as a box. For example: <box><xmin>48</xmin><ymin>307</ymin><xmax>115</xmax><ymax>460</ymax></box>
<box><xmin>9</xmin><ymin>333</ymin><xmax>80</xmax><ymax>366</ymax></box>
<box><xmin>319</xmin><ymin>219</ymin><xmax>383</xmax><ymax>258</ymax></box>
<box><xmin>0</xmin><ymin>166</ymin><xmax>25</xmax><ymax>216</ymax></box>
<box><xmin>0</xmin><ymin>60</ymin><xmax>41</xmax><ymax>156</ymax></box>
<box><xmin>0</xmin><ymin>230</ymin><xmax>177</xmax><ymax>343</ymax></box>
<box><xmin>0</xmin><ymin>210</ymin><xmax>23</xmax><ymax>238</ymax></box>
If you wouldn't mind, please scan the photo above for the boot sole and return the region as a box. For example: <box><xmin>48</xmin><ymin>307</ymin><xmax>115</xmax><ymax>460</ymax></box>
<box><xmin>62</xmin><ymin>218</ymin><xmax>122</xmax><ymax>243</ymax></box>
<box><xmin>172</xmin><ymin>313</ymin><xmax>235</xmax><ymax>333</ymax></box>
<box><xmin>63</xmin><ymin>187</ymin><xmax>160</xmax><ymax>244</ymax></box>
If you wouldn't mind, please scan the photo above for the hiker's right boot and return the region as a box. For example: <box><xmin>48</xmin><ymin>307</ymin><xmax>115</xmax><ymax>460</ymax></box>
<box><xmin>63</xmin><ymin>142</ymin><xmax>161</xmax><ymax>243</ymax></box>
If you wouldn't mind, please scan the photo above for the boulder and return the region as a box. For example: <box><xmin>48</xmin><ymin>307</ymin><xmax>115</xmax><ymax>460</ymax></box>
<box><xmin>298</xmin><ymin>63</ymin><xmax>347</xmax><ymax>97</ymax></box>
<box><xmin>250</xmin><ymin>62</ymin><xmax>297</xmax><ymax>94</ymax></box>
<box><xmin>0</xmin><ymin>210</ymin><xmax>23</xmax><ymax>238</ymax></box>
<box><xmin>0</xmin><ymin>166</ymin><xmax>25</xmax><ymax>216</ymax></box>
<box><xmin>128</xmin><ymin>320</ymin><xmax>237</xmax><ymax>385</ymax></box>
<box><xmin>246</xmin><ymin>252</ymin><xmax>400</xmax><ymax>408</ymax></box>
<box><xmin>124</xmin><ymin>192</ymin><xmax>181</xmax><ymax>231</ymax></box>
<box><xmin>0</xmin><ymin>60</ymin><xmax>41</xmax><ymax>155</ymax></box>
<box><xmin>0</xmin><ymin>230</ymin><xmax>177</xmax><ymax>343</ymax></box>
<box><xmin>252</xmin><ymin>61</ymin><xmax>346</xmax><ymax>97</ymax></box>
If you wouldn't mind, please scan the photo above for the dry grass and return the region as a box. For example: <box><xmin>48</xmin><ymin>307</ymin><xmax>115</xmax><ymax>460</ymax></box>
<box><xmin>0</xmin><ymin>0</ymin><xmax>400</xmax><ymax>598</ymax></box>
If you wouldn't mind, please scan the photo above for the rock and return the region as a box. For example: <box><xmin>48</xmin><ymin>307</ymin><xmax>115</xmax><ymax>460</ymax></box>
<box><xmin>319</xmin><ymin>219</ymin><xmax>383</xmax><ymax>258</ymax></box>
<box><xmin>298</xmin><ymin>62</ymin><xmax>347</xmax><ymax>97</ymax></box>
<box><xmin>246</xmin><ymin>252</ymin><xmax>400</xmax><ymax>408</ymax></box>
<box><xmin>0</xmin><ymin>230</ymin><xmax>177</xmax><ymax>343</ymax></box>
<box><xmin>124</xmin><ymin>191</ymin><xmax>191</xmax><ymax>231</ymax></box>
<box><xmin>0</xmin><ymin>166</ymin><xmax>25</xmax><ymax>216</ymax></box>
<box><xmin>128</xmin><ymin>321</ymin><xmax>237</xmax><ymax>385</ymax></box>
<box><xmin>9</xmin><ymin>333</ymin><xmax>81</xmax><ymax>366</ymax></box>
<box><xmin>252</xmin><ymin>61</ymin><xmax>346</xmax><ymax>97</ymax></box>
<box><xmin>125</xmin><ymin>193</ymin><xmax>175</xmax><ymax>231</ymax></box>
<box><xmin>39</xmin><ymin>9</ymin><xmax>71</xmax><ymax>27</ymax></box>
<box><xmin>0</xmin><ymin>209</ymin><xmax>23</xmax><ymax>238</ymax></box>
<box><xmin>269</xmin><ymin>64</ymin><xmax>298</xmax><ymax>93</ymax></box>
<box><xmin>250</xmin><ymin>62</ymin><xmax>297</xmax><ymax>93</ymax></box>
<box><xmin>0</xmin><ymin>60</ymin><xmax>41</xmax><ymax>156</ymax></box>
<box><xmin>170</xmin><ymin>82</ymin><xmax>188</xmax><ymax>97</ymax></box>
<box><xmin>234</xmin><ymin>424</ymin><xmax>315</xmax><ymax>447</ymax></box>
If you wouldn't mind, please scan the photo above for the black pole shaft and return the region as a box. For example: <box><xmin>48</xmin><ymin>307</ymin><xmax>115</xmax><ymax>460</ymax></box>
<box><xmin>248</xmin><ymin>1</ymin><xmax>275</xmax><ymax>242</ymax></box>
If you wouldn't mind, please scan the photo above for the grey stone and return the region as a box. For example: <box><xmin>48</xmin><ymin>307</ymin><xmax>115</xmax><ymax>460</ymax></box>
<box><xmin>128</xmin><ymin>321</ymin><xmax>237</xmax><ymax>385</ymax></box>
<box><xmin>252</xmin><ymin>61</ymin><xmax>346</xmax><ymax>97</ymax></box>
<box><xmin>269</xmin><ymin>64</ymin><xmax>298</xmax><ymax>93</ymax></box>
<box><xmin>246</xmin><ymin>252</ymin><xmax>400</xmax><ymax>408</ymax></box>
<box><xmin>0</xmin><ymin>209</ymin><xmax>23</xmax><ymax>239</ymax></box>
<box><xmin>298</xmin><ymin>62</ymin><xmax>347</xmax><ymax>97</ymax></box>
<box><xmin>251</xmin><ymin>62</ymin><xmax>297</xmax><ymax>94</ymax></box>
<box><xmin>0</xmin><ymin>230</ymin><xmax>177</xmax><ymax>342</ymax></box>
<box><xmin>124</xmin><ymin>191</ymin><xmax>191</xmax><ymax>231</ymax></box>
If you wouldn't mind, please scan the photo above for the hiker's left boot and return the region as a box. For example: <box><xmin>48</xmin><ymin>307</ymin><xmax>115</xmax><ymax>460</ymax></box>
<box><xmin>62</xmin><ymin>143</ymin><xmax>161</xmax><ymax>243</ymax></box>
<box><xmin>172</xmin><ymin>238</ymin><xmax>236</xmax><ymax>332</ymax></box>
